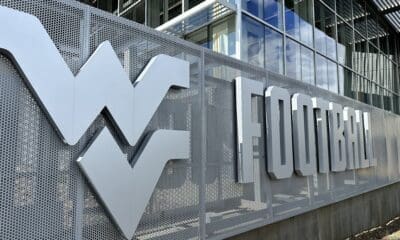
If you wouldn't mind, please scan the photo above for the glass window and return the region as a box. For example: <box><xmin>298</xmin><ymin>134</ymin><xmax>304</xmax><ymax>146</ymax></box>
<box><xmin>321</xmin><ymin>0</ymin><xmax>335</xmax><ymax>10</ymax></box>
<box><xmin>393</xmin><ymin>94</ymin><xmax>399</xmax><ymax>114</ymax></box>
<box><xmin>353</xmin><ymin>0</ymin><xmax>367</xmax><ymax>38</ymax></box>
<box><xmin>185</xmin><ymin>27</ymin><xmax>209</xmax><ymax>49</ymax></box>
<box><xmin>316</xmin><ymin>54</ymin><xmax>328</xmax><ymax>90</ymax></box>
<box><xmin>388</xmin><ymin>34</ymin><xmax>396</xmax><ymax>61</ymax></box>
<box><xmin>284</xmin><ymin>0</ymin><xmax>313</xmax><ymax>46</ymax></box>
<box><xmin>328</xmin><ymin>58</ymin><xmax>338</xmax><ymax>93</ymax></box>
<box><xmin>301</xmin><ymin>46</ymin><xmax>314</xmax><ymax>85</ymax></box>
<box><xmin>383</xmin><ymin>90</ymin><xmax>392</xmax><ymax>111</ymax></box>
<box><xmin>189</xmin><ymin>0</ymin><xmax>205</xmax><ymax>8</ymax></box>
<box><xmin>339</xmin><ymin>66</ymin><xmax>355</xmax><ymax>99</ymax></box>
<box><xmin>211</xmin><ymin>16</ymin><xmax>236</xmax><ymax>56</ymax></box>
<box><xmin>242</xmin><ymin>16</ymin><xmax>265</xmax><ymax>67</ymax></box>
<box><xmin>316</xmin><ymin>54</ymin><xmax>337</xmax><ymax>92</ymax></box>
<box><xmin>355</xmin><ymin>76</ymin><xmax>370</xmax><ymax>104</ymax></box>
<box><xmin>265</xmin><ymin>26</ymin><xmax>284</xmax><ymax>74</ymax></box>
<box><xmin>264</xmin><ymin>0</ymin><xmax>283</xmax><ymax>29</ymax></box>
<box><xmin>243</xmin><ymin>0</ymin><xmax>263</xmax><ymax>18</ymax></box>
<box><xmin>353</xmin><ymin>33</ymin><xmax>368</xmax><ymax>77</ymax></box>
<box><xmin>243</xmin><ymin>0</ymin><xmax>283</xmax><ymax>29</ymax></box>
<box><xmin>372</xmin><ymin>84</ymin><xmax>382</xmax><ymax>108</ymax></box>
<box><xmin>285</xmin><ymin>37</ymin><xmax>301</xmax><ymax>80</ymax></box>
<box><xmin>314</xmin><ymin>1</ymin><xmax>336</xmax><ymax>59</ymax></box>
<box><xmin>148</xmin><ymin>0</ymin><xmax>165</xmax><ymax>27</ymax></box>
<box><xmin>336</xmin><ymin>0</ymin><xmax>352</xmax><ymax>20</ymax></box>
<box><xmin>337</xmin><ymin>22</ymin><xmax>353</xmax><ymax>68</ymax></box>
<box><xmin>367</xmin><ymin>43</ymin><xmax>379</xmax><ymax>83</ymax></box>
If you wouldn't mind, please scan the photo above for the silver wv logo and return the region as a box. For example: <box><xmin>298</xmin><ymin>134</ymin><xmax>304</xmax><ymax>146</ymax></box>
<box><xmin>0</xmin><ymin>6</ymin><xmax>190</xmax><ymax>239</ymax></box>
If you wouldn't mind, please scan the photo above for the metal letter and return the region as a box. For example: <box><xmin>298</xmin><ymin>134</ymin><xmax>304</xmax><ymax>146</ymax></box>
<box><xmin>292</xmin><ymin>93</ymin><xmax>317</xmax><ymax>176</ymax></box>
<box><xmin>235</xmin><ymin>77</ymin><xmax>263</xmax><ymax>183</ymax></box>
<box><xmin>363</xmin><ymin>112</ymin><xmax>376</xmax><ymax>166</ymax></box>
<box><xmin>77</xmin><ymin>128</ymin><xmax>190</xmax><ymax>239</ymax></box>
<box><xmin>312</xmin><ymin>98</ymin><xmax>330</xmax><ymax>173</ymax></box>
<box><xmin>0</xmin><ymin>6</ymin><xmax>189</xmax><ymax>146</ymax></box>
<box><xmin>343</xmin><ymin>107</ymin><xmax>359</xmax><ymax>170</ymax></box>
<box><xmin>328</xmin><ymin>102</ymin><xmax>347</xmax><ymax>171</ymax></box>
<box><xmin>355</xmin><ymin>110</ymin><xmax>369</xmax><ymax>168</ymax></box>
<box><xmin>265</xmin><ymin>86</ymin><xmax>293</xmax><ymax>179</ymax></box>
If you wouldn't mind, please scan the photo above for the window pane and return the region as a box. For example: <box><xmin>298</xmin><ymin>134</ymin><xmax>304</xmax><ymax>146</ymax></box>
<box><xmin>353</xmin><ymin>33</ymin><xmax>367</xmax><ymax>76</ymax></box>
<box><xmin>242</xmin><ymin>16</ymin><xmax>264</xmax><ymax>67</ymax></box>
<box><xmin>372</xmin><ymin>84</ymin><xmax>382</xmax><ymax>108</ymax></box>
<box><xmin>243</xmin><ymin>0</ymin><xmax>263</xmax><ymax>18</ymax></box>
<box><xmin>185</xmin><ymin>27</ymin><xmax>209</xmax><ymax>49</ymax></box>
<box><xmin>327</xmin><ymin>59</ymin><xmax>338</xmax><ymax>93</ymax></box>
<box><xmin>367</xmin><ymin>43</ymin><xmax>379</xmax><ymax>83</ymax></box>
<box><xmin>301</xmin><ymin>46</ymin><xmax>314</xmax><ymax>85</ymax></box>
<box><xmin>393</xmin><ymin>94</ymin><xmax>399</xmax><ymax>114</ymax></box>
<box><xmin>353</xmin><ymin>0</ymin><xmax>367</xmax><ymax>37</ymax></box>
<box><xmin>340</xmin><ymin>66</ymin><xmax>355</xmax><ymax>99</ymax></box>
<box><xmin>316</xmin><ymin>54</ymin><xmax>328</xmax><ymax>90</ymax></box>
<box><xmin>264</xmin><ymin>0</ymin><xmax>283</xmax><ymax>29</ymax></box>
<box><xmin>337</xmin><ymin>22</ymin><xmax>353</xmax><ymax>67</ymax></box>
<box><xmin>338</xmin><ymin>65</ymin><xmax>345</xmax><ymax>95</ymax></box>
<box><xmin>314</xmin><ymin>1</ymin><xmax>336</xmax><ymax>59</ymax></box>
<box><xmin>383</xmin><ymin>90</ymin><xmax>392</xmax><ymax>111</ymax></box>
<box><xmin>285</xmin><ymin>37</ymin><xmax>301</xmax><ymax>80</ymax></box>
<box><xmin>321</xmin><ymin>0</ymin><xmax>335</xmax><ymax>10</ymax></box>
<box><xmin>284</xmin><ymin>0</ymin><xmax>313</xmax><ymax>46</ymax></box>
<box><xmin>336</xmin><ymin>0</ymin><xmax>352</xmax><ymax>20</ymax></box>
<box><xmin>211</xmin><ymin>16</ymin><xmax>236</xmax><ymax>56</ymax></box>
<box><xmin>265</xmin><ymin>26</ymin><xmax>284</xmax><ymax>74</ymax></box>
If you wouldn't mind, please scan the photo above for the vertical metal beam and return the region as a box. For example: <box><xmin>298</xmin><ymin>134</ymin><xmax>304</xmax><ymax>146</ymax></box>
<box><xmin>235</xmin><ymin>0</ymin><xmax>242</xmax><ymax>60</ymax></box>
<box><xmin>199</xmin><ymin>49</ymin><xmax>207</xmax><ymax>240</ymax></box>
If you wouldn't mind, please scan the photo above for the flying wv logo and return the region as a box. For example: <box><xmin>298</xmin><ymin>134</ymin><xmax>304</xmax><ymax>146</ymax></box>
<box><xmin>0</xmin><ymin>6</ymin><xmax>190</xmax><ymax>239</ymax></box>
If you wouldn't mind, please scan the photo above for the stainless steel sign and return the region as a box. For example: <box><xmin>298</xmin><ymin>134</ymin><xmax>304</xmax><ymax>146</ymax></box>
<box><xmin>235</xmin><ymin>77</ymin><xmax>375</xmax><ymax>183</ymax></box>
<box><xmin>0</xmin><ymin>6</ymin><xmax>189</xmax><ymax>239</ymax></box>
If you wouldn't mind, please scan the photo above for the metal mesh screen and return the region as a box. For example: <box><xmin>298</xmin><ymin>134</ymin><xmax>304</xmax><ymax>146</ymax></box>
<box><xmin>1</xmin><ymin>1</ymin><xmax>400</xmax><ymax>240</ymax></box>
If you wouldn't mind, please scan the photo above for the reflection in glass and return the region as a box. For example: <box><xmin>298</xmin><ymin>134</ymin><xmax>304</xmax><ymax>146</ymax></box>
<box><xmin>186</xmin><ymin>27</ymin><xmax>209</xmax><ymax>49</ymax></box>
<box><xmin>328</xmin><ymin>58</ymin><xmax>338</xmax><ymax>93</ymax></box>
<box><xmin>242</xmin><ymin>16</ymin><xmax>264</xmax><ymax>67</ymax></box>
<box><xmin>264</xmin><ymin>0</ymin><xmax>283</xmax><ymax>29</ymax></box>
<box><xmin>353</xmin><ymin>33</ymin><xmax>367</xmax><ymax>77</ymax></box>
<box><xmin>285</xmin><ymin>37</ymin><xmax>301</xmax><ymax>80</ymax></box>
<box><xmin>372</xmin><ymin>84</ymin><xmax>382</xmax><ymax>108</ymax></box>
<box><xmin>243</xmin><ymin>0</ymin><xmax>263</xmax><ymax>18</ymax></box>
<box><xmin>314</xmin><ymin>1</ymin><xmax>336</xmax><ymax>60</ymax></box>
<box><xmin>316</xmin><ymin>54</ymin><xmax>337</xmax><ymax>92</ymax></box>
<box><xmin>367</xmin><ymin>43</ymin><xmax>379</xmax><ymax>84</ymax></box>
<box><xmin>211</xmin><ymin>16</ymin><xmax>236</xmax><ymax>56</ymax></box>
<box><xmin>301</xmin><ymin>46</ymin><xmax>314</xmax><ymax>85</ymax></box>
<box><xmin>284</xmin><ymin>0</ymin><xmax>313</xmax><ymax>46</ymax></box>
<box><xmin>383</xmin><ymin>89</ymin><xmax>392</xmax><ymax>111</ymax></box>
<box><xmin>243</xmin><ymin>0</ymin><xmax>283</xmax><ymax>29</ymax></box>
<box><xmin>340</xmin><ymin>66</ymin><xmax>355</xmax><ymax>99</ymax></box>
<box><xmin>337</xmin><ymin>22</ymin><xmax>353</xmax><ymax>67</ymax></box>
<box><xmin>265</xmin><ymin>26</ymin><xmax>284</xmax><ymax>74</ymax></box>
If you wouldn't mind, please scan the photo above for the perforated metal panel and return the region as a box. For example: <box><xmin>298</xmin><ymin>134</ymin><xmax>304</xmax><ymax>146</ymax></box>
<box><xmin>1</xmin><ymin>1</ymin><xmax>400</xmax><ymax>240</ymax></box>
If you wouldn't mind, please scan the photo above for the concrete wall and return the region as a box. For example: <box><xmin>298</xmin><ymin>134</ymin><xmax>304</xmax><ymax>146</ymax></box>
<box><xmin>228</xmin><ymin>182</ymin><xmax>400</xmax><ymax>240</ymax></box>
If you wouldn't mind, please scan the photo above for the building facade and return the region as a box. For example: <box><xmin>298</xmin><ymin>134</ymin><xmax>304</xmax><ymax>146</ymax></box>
<box><xmin>80</xmin><ymin>0</ymin><xmax>400</xmax><ymax>114</ymax></box>
<box><xmin>1</xmin><ymin>1</ymin><xmax>400</xmax><ymax>240</ymax></box>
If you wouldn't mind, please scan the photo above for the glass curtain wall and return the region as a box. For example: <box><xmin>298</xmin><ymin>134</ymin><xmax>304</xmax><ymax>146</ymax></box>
<box><xmin>242</xmin><ymin>0</ymin><xmax>399</xmax><ymax>114</ymax></box>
